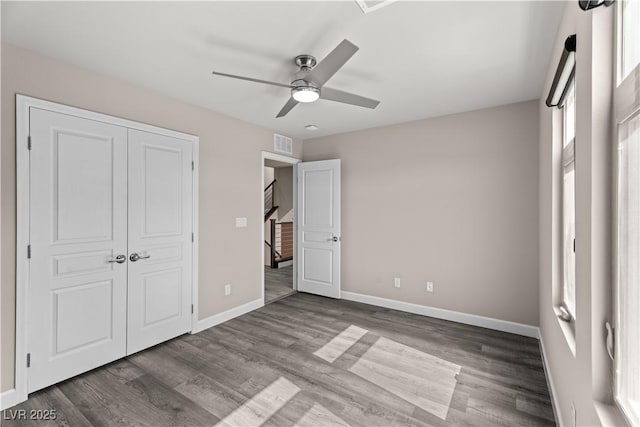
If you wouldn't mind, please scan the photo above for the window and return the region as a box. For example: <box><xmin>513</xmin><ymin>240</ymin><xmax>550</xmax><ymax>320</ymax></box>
<box><xmin>562</xmin><ymin>79</ymin><xmax>576</xmax><ymax>319</ymax></box>
<box><xmin>615</xmin><ymin>0</ymin><xmax>640</xmax><ymax>425</ymax></box>
<box><xmin>616</xmin><ymin>112</ymin><xmax>640</xmax><ymax>426</ymax></box>
<box><xmin>621</xmin><ymin>0</ymin><xmax>640</xmax><ymax>80</ymax></box>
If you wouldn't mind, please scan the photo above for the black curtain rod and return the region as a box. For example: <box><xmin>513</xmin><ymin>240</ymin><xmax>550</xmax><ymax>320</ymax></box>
<box><xmin>545</xmin><ymin>35</ymin><xmax>577</xmax><ymax>108</ymax></box>
<box><xmin>579</xmin><ymin>0</ymin><xmax>614</xmax><ymax>11</ymax></box>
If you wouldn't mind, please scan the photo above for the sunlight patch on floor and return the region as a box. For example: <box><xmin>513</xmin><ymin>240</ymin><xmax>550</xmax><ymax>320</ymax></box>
<box><xmin>215</xmin><ymin>377</ymin><xmax>300</xmax><ymax>427</ymax></box>
<box><xmin>294</xmin><ymin>403</ymin><xmax>350</xmax><ymax>427</ymax></box>
<box><xmin>313</xmin><ymin>325</ymin><xmax>368</xmax><ymax>363</ymax></box>
<box><xmin>349</xmin><ymin>336</ymin><xmax>460</xmax><ymax>420</ymax></box>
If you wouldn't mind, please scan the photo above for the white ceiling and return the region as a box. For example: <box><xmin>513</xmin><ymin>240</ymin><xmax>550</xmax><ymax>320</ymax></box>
<box><xmin>2</xmin><ymin>1</ymin><xmax>563</xmax><ymax>139</ymax></box>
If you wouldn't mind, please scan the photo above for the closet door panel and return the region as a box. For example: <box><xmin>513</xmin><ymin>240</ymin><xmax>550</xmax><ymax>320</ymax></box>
<box><xmin>28</xmin><ymin>108</ymin><xmax>128</xmax><ymax>393</ymax></box>
<box><xmin>126</xmin><ymin>129</ymin><xmax>193</xmax><ymax>355</ymax></box>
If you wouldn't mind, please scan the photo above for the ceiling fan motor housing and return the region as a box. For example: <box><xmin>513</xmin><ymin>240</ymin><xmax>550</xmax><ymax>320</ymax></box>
<box><xmin>295</xmin><ymin>55</ymin><xmax>317</xmax><ymax>70</ymax></box>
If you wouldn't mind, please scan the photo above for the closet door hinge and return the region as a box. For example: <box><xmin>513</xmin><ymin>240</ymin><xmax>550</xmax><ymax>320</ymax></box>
<box><xmin>192</xmin><ymin>161</ymin><xmax>195</xmax><ymax>171</ymax></box>
<box><xmin>27</xmin><ymin>135</ymin><xmax>32</xmax><ymax>150</ymax></box>
<box><xmin>26</xmin><ymin>353</ymin><xmax>31</xmax><ymax>368</ymax></box>
<box><xmin>191</xmin><ymin>232</ymin><xmax>194</xmax><ymax>243</ymax></box>
<box><xmin>27</xmin><ymin>244</ymin><xmax>31</xmax><ymax>259</ymax></box>
<box><xmin>191</xmin><ymin>304</ymin><xmax>194</xmax><ymax>314</ymax></box>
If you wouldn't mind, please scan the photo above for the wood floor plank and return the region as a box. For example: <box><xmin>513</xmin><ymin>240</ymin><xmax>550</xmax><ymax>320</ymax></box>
<box><xmin>214</xmin><ymin>323</ymin><xmax>435</xmax><ymax>423</ymax></box>
<box><xmin>127</xmin><ymin>345</ymin><xmax>202</xmax><ymax>389</ymax></box>
<box><xmin>294</xmin><ymin>402</ymin><xmax>351</xmax><ymax>427</ymax></box>
<box><xmin>0</xmin><ymin>386</ymin><xmax>91</xmax><ymax>427</ymax></box>
<box><xmin>57</xmin><ymin>369</ymin><xmax>174</xmax><ymax>427</ymax></box>
<box><xmin>262</xmin><ymin>393</ymin><xmax>315</xmax><ymax>427</ymax></box>
<box><xmin>202</xmin><ymin>327</ymin><xmax>427</xmax><ymax>426</ymax></box>
<box><xmin>515</xmin><ymin>394</ymin><xmax>555</xmax><ymax>422</ymax></box>
<box><xmin>126</xmin><ymin>374</ymin><xmax>219</xmax><ymax>426</ymax></box>
<box><xmin>466</xmin><ymin>396</ymin><xmax>554</xmax><ymax>427</ymax></box>
<box><xmin>215</xmin><ymin>377</ymin><xmax>300</xmax><ymax>427</ymax></box>
<box><xmin>2</xmin><ymin>292</ymin><xmax>555</xmax><ymax>426</ymax></box>
<box><xmin>313</xmin><ymin>325</ymin><xmax>368</xmax><ymax>363</ymax></box>
<box><xmin>104</xmin><ymin>359</ymin><xmax>145</xmax><ymax>384</ymax></box>
<box><xmin>174</xmin><ymin>373</ymin><xmax>248</xmax><ymax>419</ymax></box>
<box><xmin>265</xmin><ymin>265</ymin><xmax>295</xmax><ymax>304</ymax></box>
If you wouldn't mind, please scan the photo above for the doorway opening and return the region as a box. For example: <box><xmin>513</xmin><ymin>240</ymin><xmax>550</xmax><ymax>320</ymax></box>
<box><xmin>262</xmin><ymin>152</ymin><xmax>299</xmax><ymax>304</ymax></box>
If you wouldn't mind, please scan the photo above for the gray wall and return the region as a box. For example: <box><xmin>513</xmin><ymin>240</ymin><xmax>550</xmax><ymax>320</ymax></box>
<box><xmin>0</xmin><ymin>43</ymin><xmax>302</xmax><ymax>391</ymax></box>
<box><xmin>303</xmin><ymin>100</ymin><xmax>540</xmax><ymax>326</ymax></box>
<box><xmin>274</xmin><ymin>167</ymin><xmax>294</xmax><ymax>222</ymax></box>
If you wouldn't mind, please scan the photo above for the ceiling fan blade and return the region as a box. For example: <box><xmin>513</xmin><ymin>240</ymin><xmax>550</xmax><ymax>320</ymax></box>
<box><xmin>321</xmin><ymin>87</ymin><xmax>380</xmax><ymax>109</ymax></box>
<box><xmin>309</xmin><ymin>39</ymin><xmax>359</xmax><ymax>87</ymax></box>
<box><xmin>276</xmin><ymin>97</ymin><xmax>299</xmax><ymax>118</ymax></box>
<box><xmin>211</xmin><ymin>70</ymin><xmax>293</xmax><ymax>89</ymax></box>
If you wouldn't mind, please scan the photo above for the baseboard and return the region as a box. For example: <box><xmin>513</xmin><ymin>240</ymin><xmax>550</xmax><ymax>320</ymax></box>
<box><xmin>539</xmin><ymin>334</ymin><xmax>562</xmax><ymax>427</ymax></box>
<box><xmin>341</xmin><ymin>291</ymin><xmax>539</xmax><ymax>338</ymax></box>
<box><xmin>0</xmin><ymin>388</ymin><xmax>18</xmax><ymax>411</ymax></box>
<box><xmin>192</xmin><ymin>298</ymin><xmax>264</xmax><ymax>333</ymax></box>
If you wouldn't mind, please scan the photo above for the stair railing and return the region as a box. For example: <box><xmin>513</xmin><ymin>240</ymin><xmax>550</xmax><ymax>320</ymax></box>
<box><xmin>264</xmin><ymin>179</ymin><xmax>276</xmax><ymax>217</ymax></box>
<box><xmin>270</xmin><ymin>219</ymin><xmax>293</xmax><ymax>268</ymax></box>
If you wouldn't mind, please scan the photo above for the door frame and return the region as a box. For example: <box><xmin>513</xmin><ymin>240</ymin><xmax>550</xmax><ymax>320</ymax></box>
<box><xmin>261</xmin><ymin>151</ymin><xmax>300</xmax><ymax>302</ymax></box>
<box><xmin>14</xmin><ymin>95</ymin><xmax>200</xmax><ymax>406</ymax></box>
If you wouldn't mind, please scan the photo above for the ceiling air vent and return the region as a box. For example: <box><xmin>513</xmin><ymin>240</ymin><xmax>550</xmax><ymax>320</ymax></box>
<box><xmin>274</xmin><ymin>133</ymin><xmax>293</xmax><ymax>155</ymax></box>
<box><xmin>355</xmin><ymin>0</ymin><xmax>397</xmax><ymax>14</ymax></box>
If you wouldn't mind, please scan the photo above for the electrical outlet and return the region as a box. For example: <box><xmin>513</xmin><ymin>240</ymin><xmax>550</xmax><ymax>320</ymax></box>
<box><xmin>394</xmin><ymin>277</ymin><xmax>401</xmax><ymax>288</ymax></box>
<box><xmin>224</xmin><ymin>284</ymin><xmax>231</xmax><ymax>296</ymax></box>
<box><xmin>426</xmin><ymin>281</ymin><xmax>434</xmax><ymax>293</ymax></box>
<box><xmin>571</xmin><ymin>402</ymin><xmax>576</xmax><ymax>427</ymax></box>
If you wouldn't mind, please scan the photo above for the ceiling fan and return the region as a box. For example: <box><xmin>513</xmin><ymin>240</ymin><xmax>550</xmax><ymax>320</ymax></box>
<box><xmin>211</xmin><ymin>39</ymin><xmax>380</xmax><ymax>118</ymax></box>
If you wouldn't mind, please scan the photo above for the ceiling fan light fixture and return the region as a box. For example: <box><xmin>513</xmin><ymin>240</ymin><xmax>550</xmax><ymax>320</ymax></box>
<box><xmin>292</xmin><ymin>86</ymin><xmax>320</xmax><ymax>103</ymax></box>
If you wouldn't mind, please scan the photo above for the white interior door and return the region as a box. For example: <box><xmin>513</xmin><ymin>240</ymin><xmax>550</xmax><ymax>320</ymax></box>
<box><xmin>297</xmin><ymin>159</ymin><xmax>341</xmax><ymax>298</ymax></box>
<box><xmin>126</xmin><ymin>129</ymin><xmax>193</xmax><ymax>355</ymax></box>
<box><xmin>28</xmin><ymin>108</ymin><xmax>128</xmax><ymax>393</ymax></box>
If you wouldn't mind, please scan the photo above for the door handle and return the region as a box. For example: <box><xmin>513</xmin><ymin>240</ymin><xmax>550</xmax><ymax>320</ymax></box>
<box><xmin>107</xmin><ymin>254</ymin><xmax>127</xmax><ymax>264</ymax></box>
<box><xmin>328</xmin><ymin>236</ymin><xmax>340</xmax><ymax>242</ymax></box>
<box><xmin>129</xmin><ymin>253</ymin><xmax>151</xmax><ymax>262</ymax></box>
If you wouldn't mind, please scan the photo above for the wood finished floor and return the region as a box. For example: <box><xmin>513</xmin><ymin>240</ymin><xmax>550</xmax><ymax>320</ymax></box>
<box><xmin>2</xmin><ymin>293</ymin><xmax>555</xmax><ymax>427</ymax></box>
<box><xmin>264</xmin><ymin>265</ymin><xmax>295</xmax><ymax>304</ymax></box>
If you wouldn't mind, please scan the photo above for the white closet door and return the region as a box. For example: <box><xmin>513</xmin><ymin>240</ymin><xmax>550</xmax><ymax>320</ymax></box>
<box><xmin>126</xmin><ymin>129</ymin><xmax>193</xmax><ymax>355</ymax></box>
<box><xmin>28</xmin><ymin>108</ymin><xmax>128</xmax><ymax>393</ymax></box>
<box><xmin>297</xmin><ymin>159</ymin><xmax>341</xmax><ymax>298</ymax></box>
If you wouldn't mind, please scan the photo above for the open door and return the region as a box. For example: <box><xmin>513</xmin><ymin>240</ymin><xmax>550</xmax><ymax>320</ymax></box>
<box><xmin>297</xmin><ymin>159</ymin><xmax>341</xmax><ymax>298</ymax></box>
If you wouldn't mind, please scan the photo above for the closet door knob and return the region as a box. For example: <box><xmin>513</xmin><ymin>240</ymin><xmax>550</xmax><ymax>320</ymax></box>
<box><xmin>107</xmin><ymin>254</ymin><xmax>126</xmax><ymax>264</ymax></box>
<box><xmin>129</xmin><ymin>253</ymin><xmax>151</xmax><ymax>262</ymax></box>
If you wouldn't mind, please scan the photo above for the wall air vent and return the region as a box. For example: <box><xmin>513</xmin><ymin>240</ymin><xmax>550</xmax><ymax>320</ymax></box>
<box><xmin>355</xmin><ymin>0</ymin><xmax>397</xmax><ymax>14</ymax></box>
<box><xmin>274</xmin><ymin>133</ymin><xmax>293</xmax><ymax>155</ymax></box>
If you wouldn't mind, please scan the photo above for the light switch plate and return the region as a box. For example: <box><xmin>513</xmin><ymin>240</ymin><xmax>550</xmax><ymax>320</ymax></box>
<box><xmin>235</xmin><ymin>217</ymin><xmax>247</xmax><ymax>228</ymax></box>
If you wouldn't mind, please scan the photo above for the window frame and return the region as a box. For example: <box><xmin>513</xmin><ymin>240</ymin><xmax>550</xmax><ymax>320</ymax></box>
<box><xmin>561</xmin><ymin>78</ymin><xmax>577</xmax><ymax>321</ymax></box>
<box><xmin>613</xmin><ymin>0</ymin><xmax>640</xmax><ymax>424</ymax></box>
